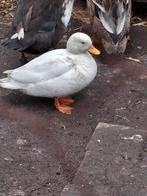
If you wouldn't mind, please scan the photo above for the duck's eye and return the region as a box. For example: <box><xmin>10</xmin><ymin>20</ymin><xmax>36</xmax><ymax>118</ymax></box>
<box><xmin>81</xmin><ymin>41</ymin><xmax>85</xmax><ymax>44</ymax></box>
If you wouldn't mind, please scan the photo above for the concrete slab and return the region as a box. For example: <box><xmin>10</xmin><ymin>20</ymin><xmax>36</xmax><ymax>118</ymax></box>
<box><xmin>61</xmin><ymin>123</ymin><xmax>147</xmax><ymax>196</ymax></box>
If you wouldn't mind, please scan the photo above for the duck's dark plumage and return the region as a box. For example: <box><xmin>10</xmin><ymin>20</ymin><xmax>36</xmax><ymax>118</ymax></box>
<box><xmin>87</xmin><ymin>0</ymin><xmax>132</xmax><ymax>54</ymax></box>
<box><xmin>2</xmin><ymin>0</ymin><xmax>74</xmax><ymax>54</ymax></box>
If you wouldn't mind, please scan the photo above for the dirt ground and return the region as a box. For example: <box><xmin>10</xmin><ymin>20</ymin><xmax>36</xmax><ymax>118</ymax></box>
<box><xmin>0</xmin><ymin>2</ymin><xmax>147</xmax><ymax>196</ymax></box>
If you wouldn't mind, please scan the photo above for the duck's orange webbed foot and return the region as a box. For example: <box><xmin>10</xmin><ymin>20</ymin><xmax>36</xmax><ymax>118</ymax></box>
<box><xmin>54</xmin><ymin>97</ymin><xmax>75</xmax><ymax>114</ymax></box>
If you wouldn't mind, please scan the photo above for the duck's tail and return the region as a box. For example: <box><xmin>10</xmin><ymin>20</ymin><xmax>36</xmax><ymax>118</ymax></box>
<box><xmin>1</xmin><ymin>38</ymin><xmax>28</xmax><ymax>52</ymax></box>
<box><xmin>0</xmin><ymin>77</ymin><xmax>22</xmax><ymax>90</ymax></box>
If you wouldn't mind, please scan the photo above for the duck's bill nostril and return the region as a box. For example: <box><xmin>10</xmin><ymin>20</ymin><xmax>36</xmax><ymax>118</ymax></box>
<box><xmin>88</xmin><ymin>45</ymin><xmax>100</xmax><ymax>55</ymax></box>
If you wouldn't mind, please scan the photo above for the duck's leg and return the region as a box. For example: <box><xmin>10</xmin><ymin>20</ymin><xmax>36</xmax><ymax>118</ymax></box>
<box><xmin>54</xmin><ymin>97</ymin><xmax>75</xmax><ymax>114</ymax></box>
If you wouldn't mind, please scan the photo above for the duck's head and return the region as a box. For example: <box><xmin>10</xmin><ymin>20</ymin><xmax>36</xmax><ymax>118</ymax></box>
<box><xmin>67</xmin><ymin>32</ymin><xmax>100</xmax><ymax>55</ymax></box>
<box><xmin>88</xmin><ymin>0</ymin><xmax>131</xmax><ymax>54</ymax></box>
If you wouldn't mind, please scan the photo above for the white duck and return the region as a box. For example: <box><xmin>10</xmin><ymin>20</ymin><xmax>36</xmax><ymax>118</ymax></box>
<box><xmin>0</xmin><ymin>32</ymin><xmax>100</xmax><ymax>114</ymax></box>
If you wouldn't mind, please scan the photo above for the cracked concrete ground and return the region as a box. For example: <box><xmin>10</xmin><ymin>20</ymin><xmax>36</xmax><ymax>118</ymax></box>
<box><xmin>61</xmin><ymin>123</ymin><xmax>147</xmax><ymax>196</ymax></box>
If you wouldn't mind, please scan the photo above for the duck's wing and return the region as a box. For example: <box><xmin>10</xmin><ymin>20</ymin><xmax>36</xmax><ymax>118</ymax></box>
<box><xmin>4</xmin><ymin>51</ymin><xmax>75</xmax><ymax>86</ymax></box>
<box><xmin>12</xmin><ymin>0</ymin><xmax>64</xmax><ymax>33</ymax></box>
<box><xmin>2</xmin><ymin>0</ymin><xmax>65</xmax><ymax>51</ymax></box>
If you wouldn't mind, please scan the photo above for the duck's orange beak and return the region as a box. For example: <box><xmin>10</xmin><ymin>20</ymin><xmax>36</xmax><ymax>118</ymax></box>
<box><xmin>88</xmin><ymin>45</ymin><xmax>100</xmax><ymax>55</ymax></box>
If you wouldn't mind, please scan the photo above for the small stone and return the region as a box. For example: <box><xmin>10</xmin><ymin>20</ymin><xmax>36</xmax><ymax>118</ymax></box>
<box><xmin>121</xmin><ymin>134</ymin><xmax>143</xmax><ymax>143</ymax></box>
<box><xmin>8</xmin><ymin>190</ymin><xmax>25</xmax><ymax>196</ymax></box>
<box><xmin>4</xmin><ymin>157</ymin><xmax>13</xmax><ymax>161</ymax></box>
<box><xmin>137</xmin><ymin>46</ymin><xmax>142</xmax><ymax>50</ymax></box>
<box><xmin>140</xmin><ymin>165</ymin><xmax>146</xmax><ymax>168</ymax></box>
<box><xmin>16</xmin><ymin>138</ymin><xmax>27</xmax><ymax>145</ymax></box>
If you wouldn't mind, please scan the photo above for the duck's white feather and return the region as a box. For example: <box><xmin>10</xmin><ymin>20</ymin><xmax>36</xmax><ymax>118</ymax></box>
<box><xmin>93</xmin><ymin>0</ymin><xmax>106</xmax><ymax>13</ymax></box>
<box><xmin>99</xmin><ymin>12</ymin><xmax>115</xmax><ymax>34</ymax></box>
<box><xmin>61</xmin><ymin>0</ymin><xmax>74</xmax><ymax>27</ymax></box>
<box><xmin>116</xmin><ymin>3</ymin><xmax>126</xmax><ymax>35</ymax></box>
<box><xmin>0</xmin><ymin>47</ymin><xmax>97</xmax><ymax>98</ymax></box>
<box><xmin>10</xmin><ymin>50</ymin><xmax>74</xmax><ymax>84</ymax></box>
